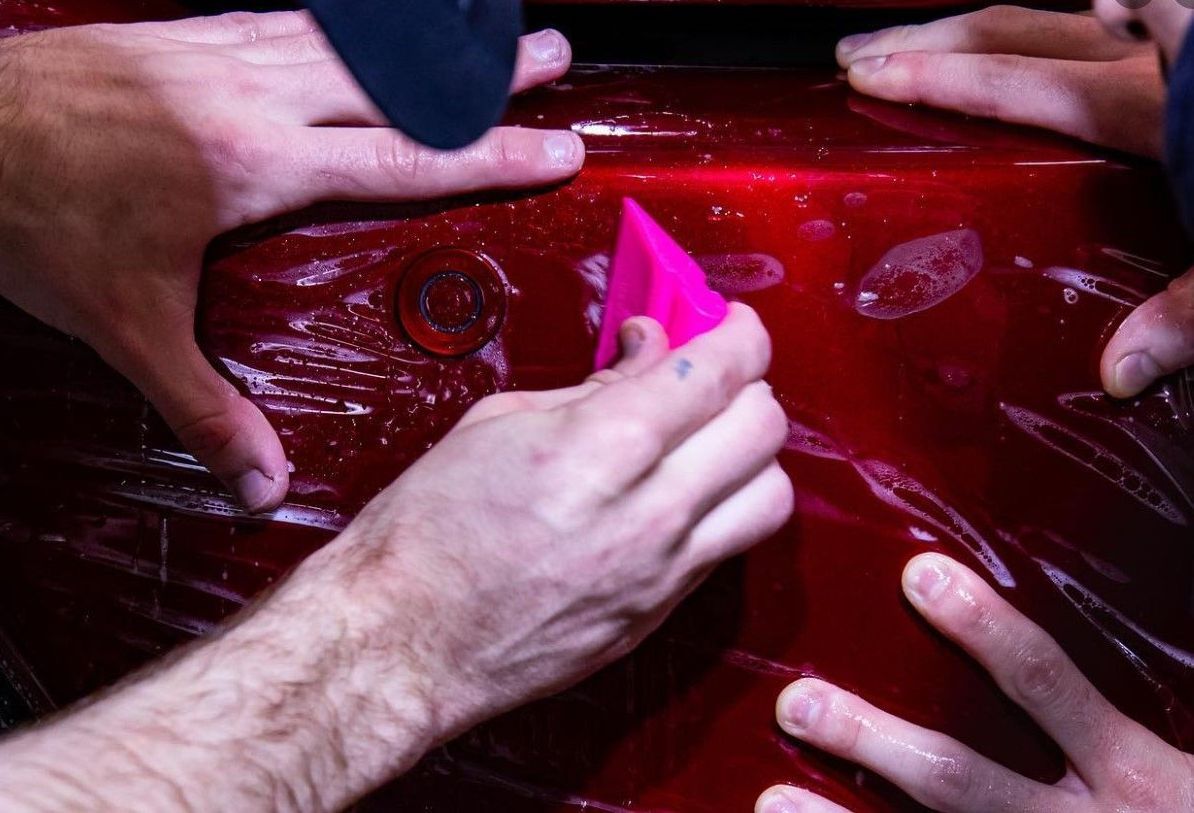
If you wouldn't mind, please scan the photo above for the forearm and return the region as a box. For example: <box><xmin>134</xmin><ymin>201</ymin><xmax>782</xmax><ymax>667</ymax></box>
<box><xmin>0</xmin><ymin>544</ymin><xmax>438</xmax><ymax>813</ymax></box>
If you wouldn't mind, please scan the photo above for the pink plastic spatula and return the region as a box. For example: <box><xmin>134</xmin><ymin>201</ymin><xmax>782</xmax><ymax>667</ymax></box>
<box><xmin>594</xmin><ymin>198</ymin><xmax>729</xmax><ymax>369</ymax></box>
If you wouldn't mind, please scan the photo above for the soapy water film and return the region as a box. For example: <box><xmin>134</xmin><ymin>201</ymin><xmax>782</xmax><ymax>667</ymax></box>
<box><xmin>172</xmin><ymin>227</ymin><xmax>1194</xmax><ymax>696</ymax></box>
<box><xmin>783</xmin><ymin>416</ymin><xmax>1016</xmax><ymax>587</ymax></box>
<box><xmin>773</xmin><ymin>227</ymin><xmax>1194</xmax><ymax>721</ymax></box>
<box><xmin>0</xmin><ymin>181</ymin><xmax>1192</xmax><ymax>810</ymax></box>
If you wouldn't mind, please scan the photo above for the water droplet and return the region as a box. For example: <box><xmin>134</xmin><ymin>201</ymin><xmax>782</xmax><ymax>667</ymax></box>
<box><xmin>798</xmin><ymin>219</ymin><xmax>836</xmax><ymax>242</ymax></box>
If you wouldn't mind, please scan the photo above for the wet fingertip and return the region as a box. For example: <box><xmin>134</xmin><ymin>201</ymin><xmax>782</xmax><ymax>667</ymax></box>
<box><xmin>231</xmin><ymin>468</ymin><xmax>283</xmax><ymax>514</ymax></box>
<box><xmin>543</xmin><ymin>131</ymin><xmax>584</xmax><ymax>170</ymax></box>
<box><xmin>836</xmin><ymin>31</ymin><xmax>875</xmax><ymax>61</ymax></box>
<box><xmin>902</xmin><ymin>552</ymin><xmax>952</xmax><ymax>606</ymax></box>
<box><xmin>848</xmin><ymin>55</ymin><xmax>888</xmax><ymax>78</ymax></box>
<box><xmin>757</xmin><ymin>786</ymin><xmax>803</xmax><ymax>813</ymax></box>
<box><xmin>527</xmin><ymin>28</ymin><xmax>566</xmax><ymax>64</ymax></box>
<box><xmin>1108</xmin><ymin>351</ymin><xmax>1163</xmax><ymax>399</ymax></box>
<box><xmin>618</xmin><ymin>320</ymin><xmax>647</xmax><ymax>357</ymax></box>
<box><xmin>777</xmin><ymin>679</ymin><xmax>824</xmax><ymax>734</ymax></box>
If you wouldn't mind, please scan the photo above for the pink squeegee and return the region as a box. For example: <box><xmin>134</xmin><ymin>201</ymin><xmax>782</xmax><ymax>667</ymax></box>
<box><xmin>594</xmin><ymin>198</ymin><xmax>729</xmax><ymax>369</ymax></box>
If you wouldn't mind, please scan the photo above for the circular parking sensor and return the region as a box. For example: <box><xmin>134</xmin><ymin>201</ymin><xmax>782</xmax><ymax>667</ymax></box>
<box><xmin>395</xmin><ymin>248</ymin><xmax>507</xmax><ymax>356</ymax></box>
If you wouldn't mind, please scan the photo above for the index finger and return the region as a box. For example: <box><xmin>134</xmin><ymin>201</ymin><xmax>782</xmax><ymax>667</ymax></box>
<box><xmin>563</xmin><ymin>303</ymin><xmax>771</xmax><ymax>477</ymax></box>
<box><xmin>837</xmin><ymin>7</ymin><xmax>1139</xmax><ymax>67</ymax></box>
<box><xmin>122</xmin><ymin>11</ymin><xmax>317</xmax><ymax>44</ymax></box>
<box><xmin>251</xmin><ymin>125</ymin><xmax>584</xmax><ymax>221</ymax></box>
<box><xmin>901</xmin><ymin>553</ymin><xmax>1151</xmax><ymax>780</ymax></box>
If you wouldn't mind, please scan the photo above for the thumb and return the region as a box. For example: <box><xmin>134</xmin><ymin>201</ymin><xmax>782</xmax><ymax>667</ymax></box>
<box><xmin>584</xmin><ymin>316</ymin><xmax>671</xmax><ymax>385</ymax></box>
<box><xmin>1101</xmin><ymin>268</ymin><xmax>1194</xmax><ymax>398</ymax></box>
<box><xmin>111</xmin><ymin>336</ymin><xmax>289</xmax><ymax>512</ymax></box>
<box><xmin>456</xmin><ymin>317</ymin><xmax>670</xmax><ymax>428</ymax></box>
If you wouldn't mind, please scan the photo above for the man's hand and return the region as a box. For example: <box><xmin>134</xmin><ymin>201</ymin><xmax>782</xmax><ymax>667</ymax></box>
<box><xmin>1101</xmin><ymin>267</ymin><xmax>1194</xmax><ymax>399</ymax></box>
<box><xmin>757</xmin><ymin>553</ymin><xmax>1194</xmax><ymax>813</ymax></box>
<box><xmin>835</xmin><ymin>6</ymin><xmax>1165</xmax><ymax>158</ymax></box>
<box><xmin>0</xmin><ymin>11</ymin><xmax>584</xmax><ymax>512</ymax></box>
<box><xmin>0</xmin><ymin>306</ymin><xmax>793</xmax><ymax>812</ymax></box>
<box><xmin>835</xmin><ymin>5</ymin><xmax>1194</xmax><ymax>401</ymax></box>
<box><xmin>322</xmin><ymin>304</ymin><xmax>794</xmax><ymax>749</ymax></box>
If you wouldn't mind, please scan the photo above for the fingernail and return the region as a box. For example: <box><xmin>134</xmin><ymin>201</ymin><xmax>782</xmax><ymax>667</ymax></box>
<box><xmin>906</xmin><ymin>556</ymin><xmax>951</xmax><ymax>604</ymax></box>
<box><xmin>1113</xmin><ymin>351</ymin><xmax>1163</xmax><ymax>396</ymax></box>
<box><xmin>234</xmin><ymin>469</ymin><xmax>276</xmax><ymax>513</ymax></box>
<box><xmin>544</xmin><ymin>132</ymin><xmax>581</xmax><ymax>168</ymax></box>
<box><xmin>759</xmin><ymin>790</ymin><xmax>801</xmax><ymax>813</ymax></box>
<box><xmin>620</xmin><ymin>322</ymin><xmax>646</xmax><ymax>357</ymax></box>
<box><xmin>780</xmin><ymin>685</ymin><xmax>821</xmax><ymax>732</ymax></box>
<box><xmin>529</xmin><ymin>29</ymin><xmax>564</xmax><ymax>63</ymax></box>
<box><xmin>838</xmin><ymin>32</ymin><xmax>875</xmax><ymax>56</ymax></box>
<box><xmin>850</xmin><ymin>55</ymin><xmax>888</xmax><ymax>77</ymax></box>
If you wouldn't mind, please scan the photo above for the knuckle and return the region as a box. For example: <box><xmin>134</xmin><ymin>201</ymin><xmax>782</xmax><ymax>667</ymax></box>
<box><xmin>968</xmin><ymin>5</ymin><xmax>1018</xmax><ymax>36</ymax></box>
<box><xmin>202</xmin><ymin>122</ymin><xmax>267</xmax><ymax>179</ymax></box>
<box><xmin>489</xmin><ymin>129</ymin><xmax>526</xmax><ymax>169</ymax></box>
<box><xmin>763</xmin><ymin>467</ymin><xmax>796</xmax><ymax>529</ymax></box>
<box><xmin>526</xmin><ymin>489</ymin><xmax>578</xmax><ymax>532</ymax></box>
<box><xmin>591</xmin><ymin>412</ymin><xmax>662</xmax><ymax>461</ymax></box>
<box><xmin>705</xmin><ymin>357</ymin><xmax>741</xmax><ymax>405</ymax></box>
<box><xmin>174</xmin><ymin>411</ymin><xmax>238</xmax><ymax>461</ymax></box>
<box><xmin>1108</xmin><ymin>759</ymin><xmax>1165</xmax><ymax>810</ymax></box>
<box><xmin>1009</xmin><ymin>642</ymin><xmax>1068</xmax><ymax>707</ymax></box>
<box><xmin>757</xmin><ymin>390</ymin><xmax>789</xmax><ymax>447</ymax></box>
<box><xmin>620</xmin><ymin>574</ymin><xmax>670</xmax><ymax>617</ymax></box>
<box><xmin>919</xmin><ymin>752</ymin><xmax>976</xmax><ymax>809</ymax></box>
<box><xmin>218</xmin><ymin>11</ymin><xmax>263</xmax><ymax>41</ymax></box>
<box><xmin>971</xmin><ymin>54</ymin><xmax>1031</xmax><ymax>120</ymax></box>
<box><xmin>376</xmin><ymin>137</ymin><xmax>426</xmax><ymax>184</ymax></box>
<box><xmin>826</xmin><ymin>697</ymin><xmax>865</xmax><ymax>755</ymax></box>
<box><xmin>585</xmin><ymin>369</ymin><xmax>625</xmax><ymax>386</ymax></box>
<box><xmin>462</xmin><ymin>391</ymin><xmax>519</xmax><ymax>423</ymax></box>
<box><xmin>947</xmin><ymin>585</ymin><xmax>997</xmax><ymax>640</ymax></box>
<box><xmin>289</xmin><ymin>32</ymin><xmax>328</xmax><ymax>62</ymax></box>
<box><xmin>883</xmin><ymin>24</ymin><xmax>921</xmax><ymax>48</ymax></box>
<box><xmin>873</xmin><ymin>52</ymin><xmax>929</xmax><ymax>101</ymax></box>
<box><xmin>643</xmin><ymin>504</ymin><xmax>691</xmax><ymax>547</ymax></box>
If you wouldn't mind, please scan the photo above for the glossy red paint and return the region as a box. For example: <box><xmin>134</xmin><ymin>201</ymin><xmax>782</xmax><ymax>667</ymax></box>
<box><xmin>1</xmin><ymin>3</ymin><xmax>1192</xmax><ymax>812</ymax></box>
<box><xmin>0</xmin><ymin>0</ymin><xmax>181</xmax><ymax>32</ymax></box>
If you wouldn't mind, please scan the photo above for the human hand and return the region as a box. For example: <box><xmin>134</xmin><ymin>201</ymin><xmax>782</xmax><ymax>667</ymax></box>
<box><xmin>835</xmin><ymin>6</ymin><xmax>1165</xmax><ymax>158</ymax></box>
<box><xmin>757</xmin><ymin>553</ymin><xmax>1194</xmax><ymax>813</ymax></box>
<box><xmin>1100</xmin><ymin>266</ymin><xmax>1194</xmax><ymax>398</ymax></box>
<box><xmin>0</xmin><ymin>11</ymin><xmax>583</xmax><ymax>511</ymax></box>
<box><xmin>300</xmin><ymin>305</ymin><xmax>792</xmax><ymax>778</ymax></box>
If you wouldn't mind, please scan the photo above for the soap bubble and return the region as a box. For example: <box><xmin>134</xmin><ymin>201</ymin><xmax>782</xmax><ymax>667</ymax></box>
<box><xmin>797</xmin><ymin>219</ymin><xmax>836</xmax><ymax>242</ymax></box>
<box><xmin>855</xmin><ymin>229</ymin><xmax>983</xmax><ymax>320</ymax></box>
<box><xmin>698</xmin><ymin>253</ymin><xmax>785</xmax><ymax>294</ymax></box>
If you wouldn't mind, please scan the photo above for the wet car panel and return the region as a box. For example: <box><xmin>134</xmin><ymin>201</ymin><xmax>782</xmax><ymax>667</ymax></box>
<box><xmin>0</xmin><ymin>2</ymin><xmax>1191</xmax><ymax>812</ymax></box>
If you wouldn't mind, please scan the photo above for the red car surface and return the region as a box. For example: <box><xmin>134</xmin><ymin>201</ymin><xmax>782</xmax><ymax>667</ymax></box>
<box><xmin>0</xmin><ymin>1</ymin><xmax>1190</xmax><ymax>811</ymax></box>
